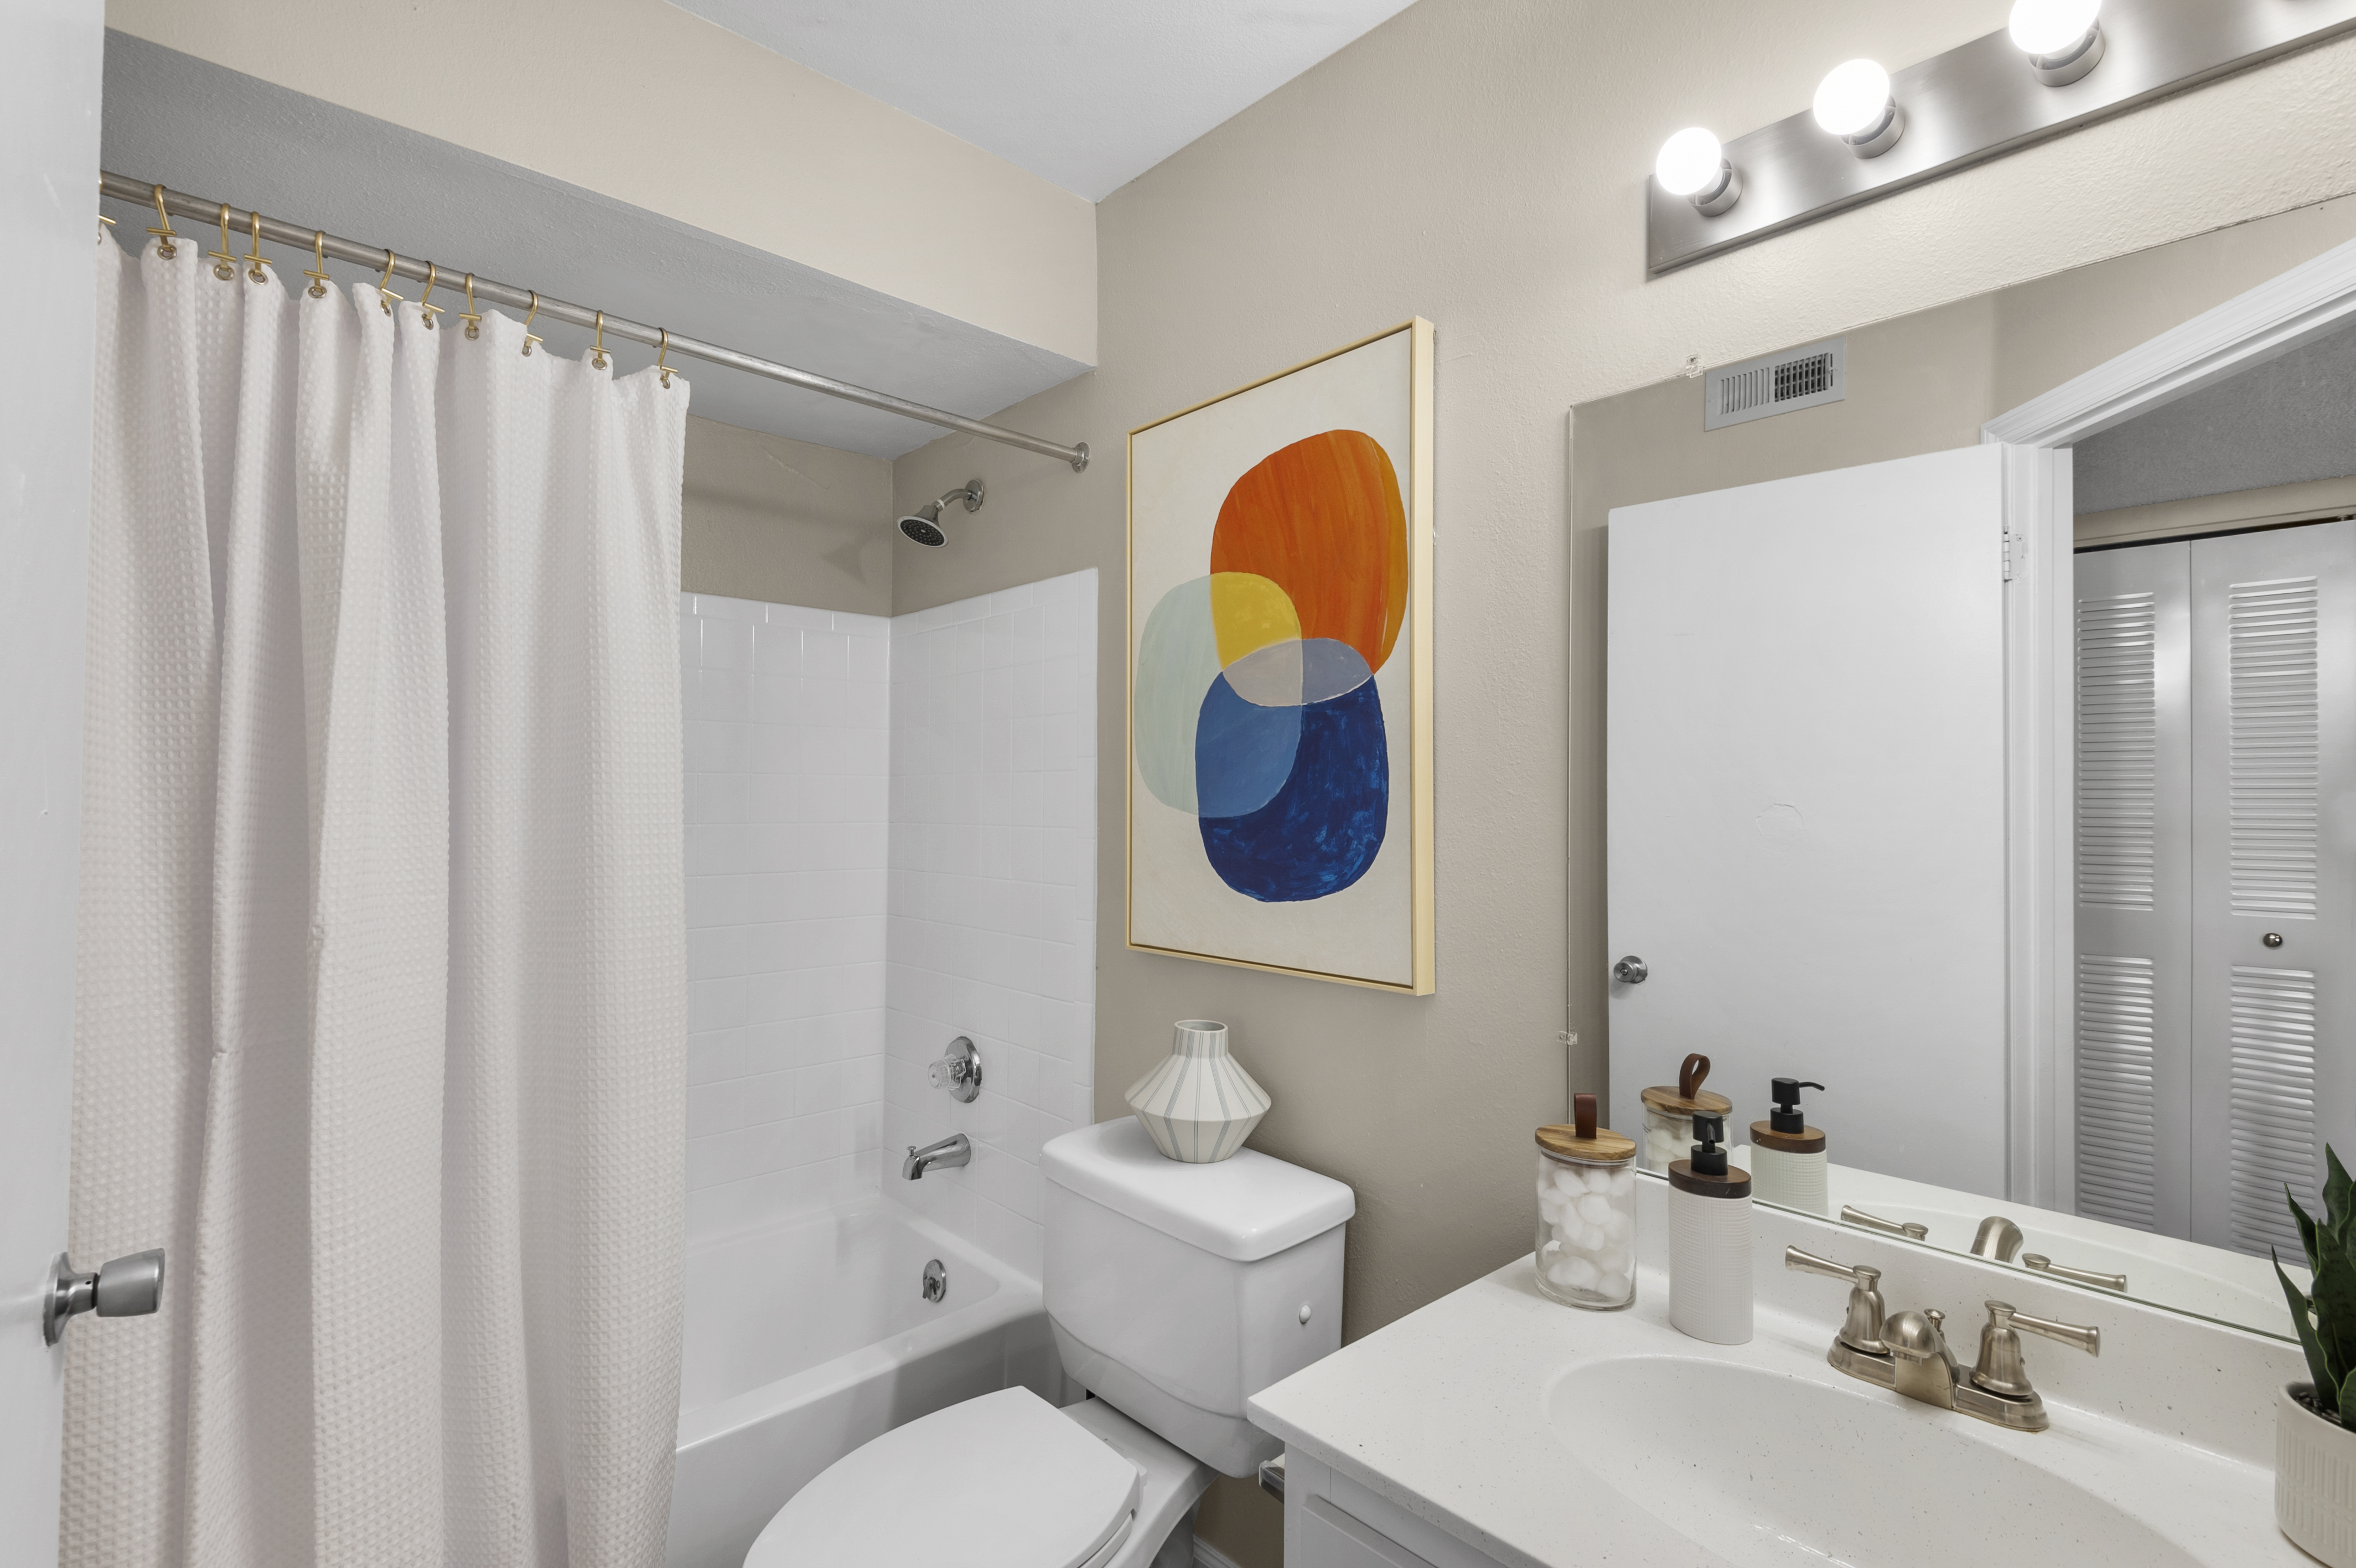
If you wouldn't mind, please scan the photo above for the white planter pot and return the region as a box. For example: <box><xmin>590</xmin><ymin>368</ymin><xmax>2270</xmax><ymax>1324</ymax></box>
<box><xmin>2280</xmin><ymin>1381</ymin><xmax>2356</xmax><ymax>1566</ymax></box>
<box><xmin>1123</xmin><ymin>1020</ymin><xmax>1271</xmax><ymax>1163</ymax></box>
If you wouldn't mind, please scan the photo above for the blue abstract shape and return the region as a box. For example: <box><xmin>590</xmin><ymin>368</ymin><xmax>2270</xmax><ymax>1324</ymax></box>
<box><xmin>1194</xmin><ymin>672</ymin><xmax>1301</xmax><ymax>819</ymax></box>
<box><xmin>1199</xmin><ymin>679</ymin><xmax>1387</xmax><ymax>902</ymax></box>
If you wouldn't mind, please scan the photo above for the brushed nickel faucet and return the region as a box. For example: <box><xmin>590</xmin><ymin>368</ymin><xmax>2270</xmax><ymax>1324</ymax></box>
<box><xmin>1787</xmin><ymin>1246</ymin><xmax>2099</xmax><ymax>1433</ymax></box>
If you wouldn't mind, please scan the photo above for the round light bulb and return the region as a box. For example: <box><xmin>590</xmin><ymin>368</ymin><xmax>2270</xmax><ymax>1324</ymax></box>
<box><xmin>2008</xmin><ymin>0</ymin><xmax>2101</xmax><ymax>57</ymax></box>
<box><xmin>1653</xmin><ymin>128</ymin><xmax>1725</xmax><ymax>197</ymax></box>
<box><xmin>1812</xmin><ymin>59</ymin><xmax>1893</xmax><ymax>138</ymax></box>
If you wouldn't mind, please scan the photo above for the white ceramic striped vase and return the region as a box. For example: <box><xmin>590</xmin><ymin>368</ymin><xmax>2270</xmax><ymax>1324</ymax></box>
<box><xmin>1124</xmin><ymin>1020</ymin><xmax>1271</xmax><ymax>1163</ymax></box>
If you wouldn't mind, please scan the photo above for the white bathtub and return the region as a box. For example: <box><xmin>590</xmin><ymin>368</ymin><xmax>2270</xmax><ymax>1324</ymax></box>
<box><xmin>666</xmin><ymin>1197</ymin><xmax>1059</xmax><ymax>1568</ymax></box>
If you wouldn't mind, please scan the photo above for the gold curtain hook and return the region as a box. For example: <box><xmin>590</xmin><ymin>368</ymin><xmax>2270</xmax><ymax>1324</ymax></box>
<box><xmin>521</xmin><ymin>290</ymin><xmax>542</xmax><ymax>356</ymax></box>
<box><xmin>657</xmin><ymin>327</ymin><xmax>675</xmax><ymax>389</ymax></box>
<box><xmin>591</xmin><ymin>309</ymin><xmax>608</xmax><ymax>370</ymax></box>
<box><xmin>147</xmin><ymin>184</ymin><xmax>178</xmax><ymax>260</ymax></box>
<box><xmin>417</xmin><ymin>261</ymin><xmax>443</xmax><ymax>329</ymax></box>
<box><xmin>209</xmin><ymin>203</ymin><xmax>238</xmax><ymax>280</ymax></box>
<box><xmin>458</xmin><ymin>273</ymin><xmax>481</xmax><ymax>339</ymax></box>
<box><xmin>376</xmin><ymin>250</ymin><xmax>404</xmax><ymax>315</ymax></box>
<box><xmin>244</xmin><ymin>210</ymin><xmax>270</xmax><ymax>284</ymax></box>
<box><xmin>304</xmin><ymin>231</ymin><xmax>330</xmax><ymax>299</ymax></box>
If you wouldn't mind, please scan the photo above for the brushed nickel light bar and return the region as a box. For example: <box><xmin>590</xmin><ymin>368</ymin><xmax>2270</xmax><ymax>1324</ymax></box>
<box><xmin>101</xmin><ymin>171</ymin><xmax>1090</xmax><ymax>472</ymax></box>
<box><xmin>1645</xmin><ymin>0</ymin><xmax>2356</xmax><ymax>277</ymax></box>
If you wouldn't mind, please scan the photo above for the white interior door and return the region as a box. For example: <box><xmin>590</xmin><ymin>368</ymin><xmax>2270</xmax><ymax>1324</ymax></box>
<box><xmin>4</xmin><ymin>3</ymin><xmax>102</xmax><ymax>1562</ymax></box>
<box><xmin>1607</xmin><ymin>444</ymin><xmax>2012</xmax><ymax>1196</ymax></box>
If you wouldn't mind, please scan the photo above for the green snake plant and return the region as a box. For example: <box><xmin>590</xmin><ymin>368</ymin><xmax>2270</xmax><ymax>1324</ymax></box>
<box><xmin>2278</xmin><ymin>1145</ymin><xmax>2356</xmax><ymax>1422</ymax></box>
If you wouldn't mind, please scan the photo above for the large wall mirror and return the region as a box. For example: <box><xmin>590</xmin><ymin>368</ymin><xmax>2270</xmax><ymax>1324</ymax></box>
<box><xmin>1573</xmin><ymin>192</ymin><xmax>2356</xmax><ymax>1342</ymax></box>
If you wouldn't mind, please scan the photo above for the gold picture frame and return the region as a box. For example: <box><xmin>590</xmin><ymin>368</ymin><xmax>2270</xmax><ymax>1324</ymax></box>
<box><xmin>1125</xmin><ymin>319</ymin><xmax>1435</xmax><ymax>993</ymax></box>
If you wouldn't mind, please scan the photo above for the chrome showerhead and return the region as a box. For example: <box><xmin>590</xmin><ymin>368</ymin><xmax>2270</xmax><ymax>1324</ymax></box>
<box><xmin>897</xmin><ymin>478</ymin><xmax>984</xmax><ymax>547</ymax></box>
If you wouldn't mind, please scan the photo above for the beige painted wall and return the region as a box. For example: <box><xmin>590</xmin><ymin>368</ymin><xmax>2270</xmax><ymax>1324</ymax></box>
<box><xmin>682</xmin><ymin>416</ymin><xmax>892</xmax><ymax>613</ymax></box>
<box><xmin>105</xmin><ymin>0</ymin><xmax>1097</xmax><ymax>364</ymax></box>
<box><xmin>881</xmin><ymin>6</ymin><xmax>2356</xmax><ymax>1562</ymax></box>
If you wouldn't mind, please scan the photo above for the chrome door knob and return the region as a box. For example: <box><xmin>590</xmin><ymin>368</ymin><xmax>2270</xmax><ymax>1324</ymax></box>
<box><xmin>1612</xmin><ymin>955</ymin><xmax>1649</xmax><ymax>984</ymax></box>
<box><xmin>44</xmin><ymin>1248</ymin><xmax>164</xmax><ymax>1346</ymax></box>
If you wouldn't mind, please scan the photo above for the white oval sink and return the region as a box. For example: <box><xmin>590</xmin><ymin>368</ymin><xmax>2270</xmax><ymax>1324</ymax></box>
<box><xmin>1547</xmin><ymin>1355</ymin><xmax>2202</xmax><ymax>1567</ymax></box>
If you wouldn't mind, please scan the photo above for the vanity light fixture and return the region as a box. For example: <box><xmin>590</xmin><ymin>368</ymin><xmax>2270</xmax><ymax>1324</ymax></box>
<box><xmin>1646</xmin><ymin>0</ymin><xmax>2356</xmax><ymax>277</ymax></box>
<box><xmin>2009</xmin><ymin>0</ymin><xmax>2105</xmax><ymax>85</ymax></box>
<box><xmin>1811</xmin><ymin>59</ymin><xmax>1904</xmax><ymax>158</ymax></box>
<box><xmin>1653</xmin><ymin>127</ymin><xmax>1741</xmax><ymax>216</ymax></box>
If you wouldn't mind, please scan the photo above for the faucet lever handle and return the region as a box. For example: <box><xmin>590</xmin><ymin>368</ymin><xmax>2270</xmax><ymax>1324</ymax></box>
<box><xmin>1970</xmin><ymin>1300</ymin><xmax>2098</xmax><ymax>1400</ymax></box>
<box><xmin>2003</xmin><ymin>1302</ymin><xmax>2100</xmax><ymax>1358</ymax></box>
<box><xmin>1784</xmin><ymin>1246</ymin><xmax>1888</xmax><ymax>1354</ymax></box>
<box><xmin>1784</xmin><ymin>1245</ymin><xmax>1873</xmax><ymax>1286</ymax></box>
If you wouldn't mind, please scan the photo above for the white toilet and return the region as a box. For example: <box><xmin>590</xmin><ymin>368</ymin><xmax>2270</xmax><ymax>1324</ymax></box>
<box><xmin>744</xmin><ymin>1116</ymin><xmax>1354</xmax><ymax>1568</ymax></box>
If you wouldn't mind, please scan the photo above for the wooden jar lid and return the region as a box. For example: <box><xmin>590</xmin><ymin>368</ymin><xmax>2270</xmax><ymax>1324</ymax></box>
<box><xmin>1537</xmin><ymin>1091</ymin><xmax>1634</xmax><ymax>1165</ymax></box>
<box><xmin>1751</xmin><ymin>1120</ymin><xmax>1826</xmax><ymax>1154</ymax></box>
<box><xmin>1537</xmin><ymin>1124</ymin><xmax>1635</xmax><ymax>1165</ymax></box>
<box><xmin>1668</xmin><ymin>1159</ymin><xmax>1752</xmax><ymax>1199</ymax></box>
<box><xmin>1640</xmin><ymin>1084</ymin><xmax>1731</xmax><ymax>1117</ymax></box>
<box><xmin>1640</xmin><ymin>1051</ymin><xmax>1730</xmax><ymax>1118</ymax></box>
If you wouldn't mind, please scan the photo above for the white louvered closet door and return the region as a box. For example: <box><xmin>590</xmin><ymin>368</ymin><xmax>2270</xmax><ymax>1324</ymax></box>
<box><xmin>2188</xmin><ymin>521</ymin><xmax>2356</xmax><ymax>1256</ymax></box>
<box><xmin>2074</xmin><ymin>542</ymin><xmax>2192</xmax><ymax>1239</ymax></box>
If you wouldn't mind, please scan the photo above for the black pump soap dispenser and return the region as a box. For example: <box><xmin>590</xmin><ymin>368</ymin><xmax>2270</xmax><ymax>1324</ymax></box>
<box><xmin>1749</xmin><ymin>1077</ymin><xmax>1829</xmax><ymax>1213</ymax></box>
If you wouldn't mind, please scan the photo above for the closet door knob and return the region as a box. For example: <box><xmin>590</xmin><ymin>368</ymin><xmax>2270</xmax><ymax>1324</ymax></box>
<box><xmin>1613</xmin><ymin>955</ymin><xmax>1650</xmax><ymax>984</ymax></box>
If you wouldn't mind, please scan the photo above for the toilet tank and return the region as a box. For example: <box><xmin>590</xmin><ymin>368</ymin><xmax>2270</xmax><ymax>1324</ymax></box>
<box><xmin>1040</xmin><ymin>1119</ymin><xmax>1354</xmax><ymax>1478</ymax></box>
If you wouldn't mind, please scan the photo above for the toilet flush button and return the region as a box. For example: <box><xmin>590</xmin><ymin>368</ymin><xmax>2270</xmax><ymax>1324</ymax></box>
<box><xmin>1298</xmin><ymin>1302</ymin><xmax>1313</xmax><ymax>1324</ymax></box>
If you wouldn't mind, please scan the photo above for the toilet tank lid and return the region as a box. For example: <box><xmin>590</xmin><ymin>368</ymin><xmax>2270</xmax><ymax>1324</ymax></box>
<box><xmin>1043</xmin><ymin>1119</ymin><xmax>1354</xmax><ymax>1262</ymax></box>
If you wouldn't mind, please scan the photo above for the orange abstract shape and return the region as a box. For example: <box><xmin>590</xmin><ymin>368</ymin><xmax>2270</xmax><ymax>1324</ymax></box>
<box><xmin>1209</xmin><ymin>429</ymin><xmax>1407</xmax><ymax>674</ymax></box>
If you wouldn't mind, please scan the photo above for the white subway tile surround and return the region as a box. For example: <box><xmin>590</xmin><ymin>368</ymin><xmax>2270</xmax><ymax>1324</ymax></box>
<box><xmin>681</xmin><ymin>593</ymin><xmax>893</xmax><ymax>1242</ymax></box>
<box><xmin>886</xmin><ymin>571</ymin><xmax>1099</xmax><ymax>1282</ymax></box>
<box><xmin>677</xmin><ymin>569</ymin><xmax>1097</xmax><ymax>1272</ymax></box>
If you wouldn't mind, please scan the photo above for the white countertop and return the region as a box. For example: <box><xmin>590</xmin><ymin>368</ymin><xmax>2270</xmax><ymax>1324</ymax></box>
<box><xmin>1248</xmin><ymin>1179</ymin><xmax>2308</xmax><ymax>1568</ymax></box>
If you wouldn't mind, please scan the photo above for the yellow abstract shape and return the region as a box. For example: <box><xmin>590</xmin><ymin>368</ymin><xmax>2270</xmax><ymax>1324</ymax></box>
<box><xmin>1208</xmin><ymin>572</ymin><xmax>1300</xmax><ymax>667</ymax></box>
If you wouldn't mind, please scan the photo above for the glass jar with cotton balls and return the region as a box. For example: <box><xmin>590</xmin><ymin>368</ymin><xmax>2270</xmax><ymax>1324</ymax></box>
<box><xmin>1534</xmin><ymin>1094</ymin><xmax>1637</xmax><ymax>1311</ymax></box>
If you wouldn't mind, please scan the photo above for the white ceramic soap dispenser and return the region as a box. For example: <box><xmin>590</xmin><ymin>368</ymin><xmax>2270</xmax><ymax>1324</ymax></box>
<box><xmin>1748</xmin><ymin>1077</ymin><xmax>1827</xmax><ymax>1214</ymax></box>
<box><xmin>1667</xmin><ymin>1113</ymin><xmax>1753</xmax><ymax>1346</ymax></box>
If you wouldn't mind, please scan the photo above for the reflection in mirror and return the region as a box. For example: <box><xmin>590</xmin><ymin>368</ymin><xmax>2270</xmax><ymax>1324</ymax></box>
<box><xmin>1579</xmin><ymin>192</ymin><xmax>2356</xmax><ymax>1347</ymax></box>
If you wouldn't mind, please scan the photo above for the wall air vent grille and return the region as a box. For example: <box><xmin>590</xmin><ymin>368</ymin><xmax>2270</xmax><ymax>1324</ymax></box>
<box><xmin>1703</xmin><ymin>338</ymin><xmax>1846</xmax><ymax>430</ymax></box>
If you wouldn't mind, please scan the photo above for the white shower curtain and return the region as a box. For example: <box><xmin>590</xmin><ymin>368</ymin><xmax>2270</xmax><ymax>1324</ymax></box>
<box><xmin>63</xmin><ymin>233</ymin><xmax>688</xmax><ymax>1567</ymax></box>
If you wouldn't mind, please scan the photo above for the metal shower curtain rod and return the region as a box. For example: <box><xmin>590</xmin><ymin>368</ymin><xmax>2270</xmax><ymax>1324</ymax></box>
<box><xmin>100</xmin><ymin>172</ymin><xmax>1091</xmax><ymax>472</ymax></box>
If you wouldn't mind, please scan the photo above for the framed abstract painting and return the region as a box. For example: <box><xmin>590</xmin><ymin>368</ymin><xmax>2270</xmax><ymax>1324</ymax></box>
<box><xmin>1126</xmin><ymin>319</ymin><xmax>1435</xmax><ymax>993</ymax></box>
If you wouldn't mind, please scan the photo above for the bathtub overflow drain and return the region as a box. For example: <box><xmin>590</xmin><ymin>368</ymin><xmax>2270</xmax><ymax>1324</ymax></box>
<box><xmin>921</xmin><ymin>1258</ymin><xmax>948</xmax><ymax>1303</ymax></box>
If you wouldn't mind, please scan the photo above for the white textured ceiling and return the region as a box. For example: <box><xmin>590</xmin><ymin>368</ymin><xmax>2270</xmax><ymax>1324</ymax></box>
<box><xmin>668</xmin><ymin>0</ymin><xmax>1420</xmax><ymax>200</ymax></box>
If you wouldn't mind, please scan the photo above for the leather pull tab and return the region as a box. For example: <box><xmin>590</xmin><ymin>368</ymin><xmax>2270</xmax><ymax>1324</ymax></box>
<box><xmin>1573</xmin><ymin>1093</ymin><xmax>1597</xmax><ymax>1141</ymax></box>
<box><xmin>1679</xmin><ymin>1052</ymin><xmax>1711</xmax><ymax>1101</ymax></box>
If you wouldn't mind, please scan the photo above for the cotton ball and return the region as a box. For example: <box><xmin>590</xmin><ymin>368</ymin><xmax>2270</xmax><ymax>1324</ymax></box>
<box><xmin>1565</xmin><ymin>1257</ymin><xmax>1602</xmax><ymax>1292</ymax></box>
<box><xmin>1577</xmin><ymin>1193</ymin><xmax>1613</xmax><ymax>1226</ymax></box>
<box><xmin>1596</xmin><ymin>1244</ymin><xmax>1630</xmax><ymax>1276</ymax></box>
<box><xmin>1611</xmin><ymin>1167</ymin><xmax>1636</xmax><ymax>1196</ymax></box>
<box><xmin>1601</xmin><ymin>1207</ymin><xmax>1631</xmax><ymax>1241</ymax></box>
<box><xmin>1555</xmin><ymin>1165</ymin><xmax>1592</xmax><ymax>1195</ymax></box>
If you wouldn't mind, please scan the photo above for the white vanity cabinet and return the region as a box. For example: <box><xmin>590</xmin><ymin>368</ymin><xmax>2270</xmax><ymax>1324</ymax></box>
<box><xmin>1283</xmin><ymin>1452</ymin><xmax>1502</xmax><ymax>1568</ymax></box>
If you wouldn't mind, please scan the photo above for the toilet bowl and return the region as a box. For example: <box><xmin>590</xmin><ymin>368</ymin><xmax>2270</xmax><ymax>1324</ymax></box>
<box><xmin>742</xmin><ymin>1117</ymin><xmax>1354</xmax><ymax>1566</ymax></box>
